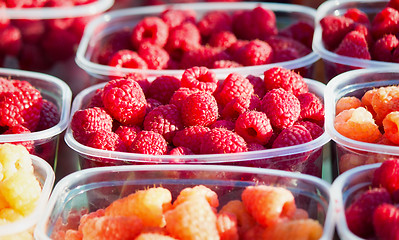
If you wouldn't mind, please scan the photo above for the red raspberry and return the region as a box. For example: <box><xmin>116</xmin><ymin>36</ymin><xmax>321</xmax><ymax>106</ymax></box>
<box><xmin>226</xmin><ymin>39</ymin><xmax>248</xmax><ymax>55</ymax></box>
<box><xmin>131</xmin><ymin>16</ymin><xmax>169</xmax><ymax>49</ymax></box>
<box><xmin>145</xmin><ymin>98</ymin><xmax>162</xmax><ymax>113</ymax></box>
<box><xmin>18</xmin><ymin>44</ymin><xmax>51</xmax><ymax>71</ymax></box>
<box><xmin>115</xmin><ymin>125</ymin><xmax>141</xmax><ymax>150</ymax></box>
<box><xmin>160</xmin><ymin>8</ymin><xmax>196</xmax><ymax>29</ymax></box>
<box><xmin>247</xmin><ymin>142</ymin><xmax>266</xmax><ymax>151</ymax></box>
<box><xmin>272</xmin><ymin>124</ymin><xmax>313</xmax><ymax>149</ymax></box>
<box><xmin>294</xmin><ymin>121</ymin><xmax>324</xmax><ymax>140</ymax></box>
<box><xmin>334</xmin><ymin>30</ymin><xmax>371</xmax><ymax>60</ymax></box>
<box><xmin>102</xmin><ymin>78</ymin><xmax>147</xmax><ymax>126</ymax></box>
<box><xmin>36</xmin><ymin>99</ymin><xmax>60</xmax><ymax>131</ymax></box>
<box><xmin>221</xmin><ymin>95</ymin><xmax>260</xmax><ymax>121</ymax></box>
<box><xmin>265</xmin><ymin>35</ymin><xmax>311</xmax><ymax>60</ymax></box>
<box><xmin>353</xmin><ymin>23</ymin><xmax>374</xmax><ymax>47</ymax></box>
<box><xmin>212</xmin><ymin>60</ymin><xmax>242</xmax><ymax>69</ymax></box>
<box><xmin>320</xmin><ymin>15</ymin><xmax>355</xmax><ymax>51</ymax></box>
<box><xmin>93</xmin><ymin>29</ymin><xmax>132</xmax><ymax>65</ymax></box>
<box><xmin>372</xmin><ymin>158</ymin><xmax>399</xmax><ymax>194</ymax></box>
<box><xmin>0</xmin><ymin>2</ymin><xmax>9</xmax><ymax>29</ymax></box>
<box><xmin>372</xmin><ymin>34</ymin><xmax>399</xmax><ymax>62</ymax></box>
<box><xmin>0</xmin><ymin>25</ymin><xmax>21</xmax><ymax>56</ymax></box>
<box><xmin>147</xmin><ymin>75</ymin><xmax>180</xmax><ymax>104</ymax></box>
<box><xmin>389</xmin><ymin>0</ymin><xmax>399</xmax><ymax>11</ymax></box>
<box><xmin>297</xmin><ymin>92</ymin><xmax>325</xmax><ymax>123</ymax></box>
<box><xmin>344</xmin><ymin>8</ymin><xmax>370</xmax><ymax>25</ymax></box>
<box><xmin>279</xmin><ymin>20</ymin><xmax>315</xmax><ymax>48</ymax></box>
<box><xmin>216</xmin><ymin>72</ymin><xmax>254</xmax><ymax>107</ymax></box>
<box><xmin>87</xmin><ymin>88</ymin><xmax>104</xmax><ymax>108</ymax></box>
<box><xmin>371</xmin><ymin>7</ymin><xmax>399</xmax><ymax>40</ymax></box>
<box><xmin>261</xmin><ymin>88</ymin><xmax>301</xmax><ymax>130</ymax></box>
<box><xmin>373</xmin><ymin>203</ymin><xmax>399</xmax><ymax>240</ymax></box>
<box><xmin>209</xmin><ymin>119</ymin><xmax>235</xmax><ymax>131</ymax></box>
<box><xmin>3</xmin><ymin>125</ymin><xmax>34</xmax><ymax>153</ymax></box>
<box><xmin>138</xmin><ymin>42</ymin><xmax>170</xmax><ymax>70</ymax></box>
<box><xmin>86</xmin><ymin>130</ymin><xmax>127</xmax><ymax>152</ymax></box>
<box><xmin>70</xmin><ymin>107</ymin><xmax>113</xmax><ymax>145</ymax></box>
<box><xmin>0</xmin><ymin>77</ymin><xmax>16</xmax><ymax>92</ymax></box>
<box><xmin>41</xmin><ymin>29</ymin><xmax>78</xmax><ymax>61</ymax></box>
<box><xmin>181</xmin><ymin>91</ymin><xmax>218</xmax><ymax>127</ymax></box>
<box><xmin>197</xmin><ymin>10</ymin><xmax>232</xmax><ymax>38</ymax></box>
<box><xmin>235</xmin><ymin>111</ymin><xmax>273</xmax><ymax>145</ymax></box>
<box><xmin>233</xmin><ymin>39</ymin><xmax>273</xmax><ymax>66</ymax></box>
<box><xmin>345</xmin><ymin>187</ymin><xmax>392</xmax><ymax>238</ymax></box>
<box><xmin>208</xmin><ymin>31</ymin><xmax>237</xmax><ymax>48</ymax></box>
<box><xmin>130</xmin><ymin>130</ymin><xmax>167</xmax><ymax>155</ymax></box>
<box><xmin>165</xmin><ymin>22</ymin><xmax>201</xmax><ymax>61</ymax></box>
<box><xmin>168</xmin><ymin>146</ymin><xmax>194</xmax><ymax>156</ymax></box>
<box><xmin>246</xmin><ymin>75</ymin><xmax>266</xmax><ymax>99</ymax></box>
<box><xmin>169</xmin><ymin>87</ymin><xmax>201</xmax><ymax>110</ymax></box>
<box><xmin>180</xmin><ymin>46</ymin><xmax>231</xmax><ymax>69</ymax></box>
<box><xmin>263</xmin><ymin>67</ymin><xmax>308</xmax><ymax>96</ymax></box>
<box><xmin>172</xmin><ymin>126</ymin><xmax>210</xmax><ymax>154</ymax></box>
<box><xmin>200</xmin><ymin>128</ymin><xmax>247</xmax><ymax>154</ymax></box>
<box><xmin>232</xmin><ymin>6</ymin><xmax>277</xmax><ymax>41</ymax></box>
<box><xmin>108</xmin><ymin>49</ymin><xmax>148</xmax><ymax>70</ymax></box>
<box><xmin>180</xmin><ymin>66</ymin><xmax>218</xmax><ymax>94</ymax></box>
<box><xmin>143</xmin><ymin>104</ymin><xmax>183</xmax><ymax>143</ymax></box>
<box><xmin>13</xmin><ymin>19</ymin><xmax>45</xmax><ymax>44</ymax></box>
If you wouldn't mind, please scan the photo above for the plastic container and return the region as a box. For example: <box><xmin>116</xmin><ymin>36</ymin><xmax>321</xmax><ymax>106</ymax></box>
<box><xmin>0</xmin><ymin>154</ymin><xmax>55</xmax><ymax>239</ymax></box>
<box><xmin>76</xmin><ymin>2</ymin><xmax>320</xmax><ymax>81</ymax></box>
<box><xmin>34</xmin><ymin>164</ymin><xmax>335</xmax><ymax>240</ymax></box>
<box><xmin>0</xmin><ymin>0</ymin><xmax>114</xmax><ymax>95</ymax></box>
<box><xmin>0</xmin><ymin>68</ymin><xmax>72</xmax><ymax>169</ymax></box>
<box><xmin>312</xmin><ymin>0</ymin><xmax>399</xmax><ymax>81</ymax></box>
<box><xmin>331</xmin><ymin>162</ymin><xmax>381</xmax><ymax>240</ymax></box>
<box><xmin>324</xmin><ymin>67</ymin><xmax>399</xmax><ymax>174</ymax></box>
<box><xmin>64</xmin><ymin>77</ymin><xmax>330</xmax><ymax>177</ymax></box>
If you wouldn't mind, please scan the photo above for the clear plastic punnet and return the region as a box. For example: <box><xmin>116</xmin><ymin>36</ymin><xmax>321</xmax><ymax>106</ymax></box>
<box><xmin>35</xmin><ymin>164</ymin><xmax>334</xmax><ymax>240</ymax></box>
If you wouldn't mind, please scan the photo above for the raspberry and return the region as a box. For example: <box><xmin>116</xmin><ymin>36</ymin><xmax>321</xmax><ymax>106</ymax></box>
<box><xmin>143</xmin><ymin>104</ymin><xmax>183</xmax><ymax>143</ymax></box>
<box><xmin>208</xmin><ymin>31</ymin><xmax>237</xmax><ymax>48</ymax></box>
<box><xmin>168</xmin><ymin>146</ymin><xmax>194</xmax><ymax>156</ymax></box>
<box><xmin>180</xmin><ymin>66</ymin><xmax>218</xmax><ymax>94</ymax></box>
<box><xmin>279</xmin><ymin>20</ymin><xmax>315</xmax><ymax>48</ymax></box>
<box><xmin>371</xmin><ymin>7</ymin><xmax>399</xmax><ymax>40</ymax></box>
<box><xmin>172</xmin><ymin>126</ymin><xmax>210</xmax><ymax>154</ymax></box>
<box><xmin>41</xmin><ymin>29</ymin><xmax>78</xmax><ymax>61</ymax></box>
<box><xmin>197</xmin><ymin>10</ymin><xmax>232</xmax><ymax>38</ymax></box>
<box><xmin>3</xmin><ymin>125</ymin><xmax>34</xmax><ymax>153</ymax></box>
<box><xmin>233</xmin><ymin>39</ymin><xmax>273</xmax><ymax>66</ymax></box>
<box><xmin>345</xmin><ymin>187</ymin><xmax>392</xmax><ymax>238</ymax></box>
<box><xmin>105</xmin><ymin>187</ymin><xmax>172</xmax><ymax>227</ymax></box>
<box><xmin>0</xmin><ymin>3</ymin><xmax>9</xmax><ymax>30</ymax></box>
<box><xmin>336</xmin><ymin>96</ymin><xmax>362</xmax><ymax>115</ymax></box>
<box><xmin>36</xmin><ymin>99</ymin><xmax>60</xmax><ymax>131</ymax></box>
<box><xmin>246</xmin><ymin>75</ymin><xmax>265</xmax><ymax>99</ymax></box>
<box><xmin>135</xmin><ymin>233</ymin><xmax>178</xmax><ymax>240</ymax></box>
<box><xmin>80</xmin><ymin>215</ymin><xmax>143</xmax><ymax>240</ymax></box>
<box><xmin>263</xmin><ymin>67</ymin><xmax>308</xmax><ymax>96</ymax></box>
<box><xmin>272</xmin><ymin>124</ymin><xmax>313</xmax><ymax>149</ymax></box>
<box><xmin>115</xmin><ymin>125</ymin><xmax>141</xmax><ymax>149</ymax></box>
<box><xmin>131</xmin><ymin>16</ymin><xmax>169</xmax><ymax>49</ymax></box>
<box><xmin>0</xmin><ymin>25</ymin><xmax>22</xmax><ymax>56</ymax></box>
<box><xmin>102</xmin><ymin>78</ymin><xmax>147</xmax><ymax>126</ymax></box>
<box><xmin>232</xmin><ymin>6</ymin><xmax>277</xmax><ymax>41</ymax></box>
<box><xmin>344</xmin><ymin>8</ymin><xmax>370</xmax><ymax>25</ymax></box>
<box><xmin>235</xmin><ymin>111</ymin><xmax>273</xmax><ymax>145</ymax></box>
<box><xmin>294</xmin><ymin>121</ymin><xmax>324</xmax><ymax>140</ymax></box>
<box><xmin>372</xmin><ymin>158</ymin><xmax>399</xmax><ymax>194</ymax></box>
<box><xmin>18</xmin><ymin>44</ymin><xmax>52</xmax><ymax>71</ymax></box>
<box><xmin>216</xmin><ymin>72</ymin><xmax>254</xmax><ymax>107</ymax></box>
<box><xmin>216</xmin><ymin>213</ymin><xmax>239</xmax><ymax>240</ymax></box>
<box><xmin>180</xmin><ymin>91</ymin><xmax>218</xmax><ymax>127</ymax></box>
<box><xmin>209</xmin><ymin>120</ymin><xmax>235</xmax><ymax>131</ymax></box>
<box><xmin>247</xmin><ymin>143</ymin><xmax>266</xmax><ymax>152</ymax></box>
<box><xmin>221</xmin><ymin>95</ymin><xmax>260</xmax><ymax>121</ymax></box>
<box><xmin>373</xmin><ymin>203</ymin><xmax>399</xmax><ymax>240</ymax></box>
<box><xmin>70</xmin><ymin>107</ymin><xmax>113</xmax><ymax>145</ymax></box>
<box><xmin>13</xmin><ymin>19</ymin><xmax>45</xmax><ymax>44</ymax></box>
<box><xmin>169</xmin><ymin>87</ymin><xmax>201</xmax><ymax>110</ymax></box>
<box><xmin>160</xmin><ymin>8</ymin><xmax>196</xmax><ymax>29</ymax></box>
<box><xmin>180</xmin><ymin>46</ymin><xmax>231</xmax><ymax>69</ymax></box>
<box><xmin>138</xmin><ymin>42</ymin><xmax>170</xmax><ymax>70</ymax></box>
<box><xmin>86</xmin><ymin>131</ymin><xmax>127</xmax><ymax>152</ymax></box>
<box><xmin>241</xmin><ymin>185</ymin><xmax>296</xmax><ymax>227</ymax></box>
<box><xmin>212</xmin><ymin>60</ymin><xmax>242</xmax><ymax>69</ymax></box>
<box><xmin>370</xmin><ymin>85</ymin><xmax>399</xmax><ymax>125</ymax></box>
<box><xmin>173</xmin><ymin>185</ymin><xmax>219</xmax><ymax>208</ymax></box>
<box><xmin>383</xmin><ymin>111</ymin><xmax>399</xmax><ymax>144</ymax></box>
<box><xmin>334</xmin><ymin>107</ymin><xmax>382</xmax><ymax>143</ymax></box>
<box><xmin>165</xmin><ymin>198</ymin><xmax>219</xmax><ymax>240</ymax></box>
<box><xmin>297</xmin><ymin>92</ymin><xmax>325</xmax><ymax>122</ymax></box>
<box><xmin>146</xmin><ymin>98</ymin><xmax>163</xmax><ymax>113</ymax></box>
<box><xmin>130</xmin><ymin>130</ymin><xmax>167</xmax><ymax>155</ymax></box>
<box><xmin>147</xmin><ymin>75</ymin><xmax>180</xmax><ymax>104</ymax></box>
<box><xmin>165</xmin><ymin>22</ymin><xmax>201</xmax><ymax>61</ymax></box>
<box><xmin>265</xmin><ymin>35</ymin><xmax>311</xmax><ymax>59</ymax></box>
<box><xmin>219</xmin><ymin>200</ymin><xmax>256</xmax><ymax>236</ymax></box>
<box><xmin>87</xmin><ymin>88</ymin><xmax>104</xmax><ymax>108</ymax></box>
<box><xmin>261</xmin><ymin>88</ymin><xmax>301</xmax><ymax>130</ymax></box>
<box><xmin>372</xmin><ymin>34</ymin><xmax>399</xmax><ymax>62</ymax></box>
<box><xmin>200</xmin><ymin>128</ymin><xmax>247</xmax><ymax>154</ymax></box>
<box><xmin>320</xmin><ymin>15</ymin><xmax>355</xmax><ymax>50</ymax></box>
<box><xmin>93</xmin><ymin>29</ymin><xmax>132</xmax><ymax>65</ymax></box>
<box><xmin>108</xmin><ymin>49</ymin><xmax>148</xmax><ymax>70</ymax></box>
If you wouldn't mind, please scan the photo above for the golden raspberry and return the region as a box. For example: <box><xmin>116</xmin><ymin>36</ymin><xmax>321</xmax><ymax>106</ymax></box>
<box><xmin>383</xmin><ymin>111</ymin><xmax>399</xmax><ymax>144</ymax></box>
<box><xmin>173</xmin><ymin>185</ymin><xmax>219</xmax><ymax>208</ymax></box>
<box><xmin>219</xmin><ymin>200</ymin><xmax>256</xmax><ymax>236</ymax></box>
<box><xmin>370</xmin><ymin>86</ymin><xmax>399</xmax><ymax>125</ymax></box>
<box><xmin>0</xmin><ymin>143</ymin><xmax>33</xmax><ymax>181</ymax></box>
<box><xmin>336</xmin><ymin>96</ymin><xmax>362</xmax><ymax>115</ymax></box>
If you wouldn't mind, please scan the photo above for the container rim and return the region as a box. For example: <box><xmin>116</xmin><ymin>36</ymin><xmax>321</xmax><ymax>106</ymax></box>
<box><xmin>0</xmin><ymin>0</ymin><xmax>114</xmax><ymax>19</ymax></box>
<box><xmin>0</xmin><ymin>68</ymin><xmax>72</xmax><ymax>143</ymax></box>
<box><xmin>76</xmin><ymin>1</ymin><xmax>320</xmax><ymax>79</ymax></box>
<box><xmin>324</xmin><ymin>67</ymin><xmax>399</xmax><ymax>155</ymax></box>
<box><xmin>35</xmin><ymin>163</ymin><xmax>334</xmax><ymax>240</ymax></box>
<box><xmin>0</xmin><ymin>155</ymin><xmax>55</xmax><ymax>236</ymax></box>
<box><xmin>312</xmin><ymin>0</ymin><xmax>399</xmax><ymax>69</ymax></box>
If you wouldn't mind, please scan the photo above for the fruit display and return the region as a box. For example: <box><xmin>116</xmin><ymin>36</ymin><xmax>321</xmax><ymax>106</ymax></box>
<box><xmin>65</xmin><ymin>66</ymin><xmax>330</xmax><ymax>176</ymax></box>
<box><xmin>332</xmin><ymin>160</ymin><xmax>399</xmax><ymax>239</ymax></box>
<box><xmin>34</xmin><ymin>164</ymin><xmax>334</xmax><ymax>240</ymax></box>
<box><xmin>313</xmin><ymin>0</ymin><xmax>399</xmax><ymax>80</ymax></box>
<box><xmin>76</xmin><ymin>2</ymin><xmax>320</xmax><ymax>81</ymax></box>
<box><xmin>0</xmin><ymin>143</ymin><xmax>55</xmax><ymax>239</ymax></box>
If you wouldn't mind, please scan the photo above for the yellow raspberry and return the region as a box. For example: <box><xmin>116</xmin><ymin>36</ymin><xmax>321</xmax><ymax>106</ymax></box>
<box><xmin>339</xmin><ymin>153</ymin><xmax>367</xmax><ymax>173</ymax></box>
<box><xmin>219</xmin><ymin>200</ymin><xmax>256</xmax><ymax>236</ymax></box>
<box><xmin>173</xmin><ymin>185</ymin><xmax>219</xmax><ymax>208</ymax></box>
<box><xmin>216</xmin><ymin>212</ymin><xmax>239</xmax><ymax>240</ymax></box>
<box><xmin>0</xmin><ymin>143</ymin><xmax>33</xmax><ymax>181</ymax></box>
<box><xmin>0</xmin><ymin>229</ymin><xmax>34</xmax><ymax>240</ymax></box>
<box><xmin>336</xmin><ymin>96</ymin><xmax>362</xmax><ymax>115</ymax></box>
<box><xmin>0</xmin><ymin>171</ymin><xmax>41</xmax><ymax>216</ymax></box>
<box><xmin>257</xmin><ymin>218</ymin><xmax>323</xmax><ymax>240</ymax></box>
<box><xmin>105</xmin><ymin>187</ymin><xmax>172</xmax><ymax>227</ymax></box>
<box><xmin>370</xmin><ymin>85</ymin><xmax>399</xmax><ymax>125</ymax></box>
<box><xmin>135</xmin><ymin>233</ymin><xmax>178</xmax><ymax>240</ymax></box>
<box><xmin>334</xmin><ymin>107</ymin><xmax>382</xmax><ymax>143</ymax></box>
<box><xmin>383</xmin><ymin>111</ymin><xmax>399</xmax><ymax>144</ymax></box>
<box><xmin>0</xmin><ymin>208</ymin><xmax>23</xmax><ymax>223</ymax></box>
<box><xmin>361</xmin><ymin>88</ymin><xmax>378</xmax><ymax>116</ymax></box>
